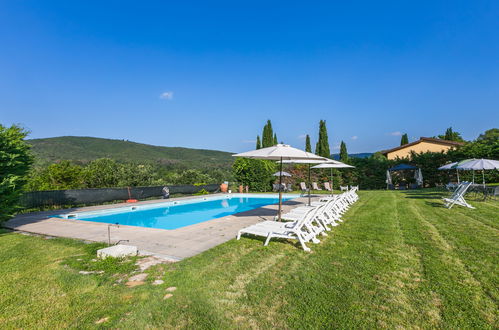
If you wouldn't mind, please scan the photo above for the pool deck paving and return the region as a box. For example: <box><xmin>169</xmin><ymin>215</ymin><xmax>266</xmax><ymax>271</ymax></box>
<box><xmin>4</xmin><ymin>193</ymin><xmax>315</xmax><ymax>260</ymax></box>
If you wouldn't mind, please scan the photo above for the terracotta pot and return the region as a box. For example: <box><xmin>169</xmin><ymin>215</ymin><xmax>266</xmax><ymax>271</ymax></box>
<box><xmin>238</xmin><ymin>185</ymin><xmax>243</xmax><ymax>193</ymax></box>
<box><xmin>220</xmin><ymin>183</ymin><xmax>228</xmax><ymax>193</ymax></box>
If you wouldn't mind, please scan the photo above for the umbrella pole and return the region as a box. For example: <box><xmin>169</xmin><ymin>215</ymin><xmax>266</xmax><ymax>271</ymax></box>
<box><xmin>482</xmin><ymin>170</ymin><xmax>485</xmax><ymax>187</ymax></box>
<box><xmin>308</xmin><ymin>164</ymin><xmax>311</xmax><ymax>206</ymax></box>
<box><xmin>330</xmin><ymin>168</ymin><xmax>333</xmax><ymax>196</ymax></box>
<box><xmin>456</xmin><ymin>169</ymin><xmax>460</xmax><ymax>184</ymax></box>
<box><xmin>278</xmin><ymin>157</ymin><xmax>283</xmax><ymax>221</ymax></box>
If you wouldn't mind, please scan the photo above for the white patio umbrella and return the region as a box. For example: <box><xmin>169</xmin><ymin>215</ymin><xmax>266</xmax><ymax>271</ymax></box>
<box><xmin>455</xmin><ymin>158</ymin><xmax>499</xmax><ymax>170</ymax></box>
<box><xmin>311</xmin><ymin>161</ymin><xmax>355</xmax><ymax>194</ymax></box>
<box><xmin>415</xmin><ymin>168</ymin><xmax>424</xmax><ymax>186</ymax></box>
<box><xmin>438</xmin><ymin>162</ymin><xmax>458</xmax><ymax>170</ymax></box>
<box><xmin>454</xmin><ymin>158</ymin><xmax>499</xmax><ymax>186</ymax></box>
<box><xmin>281</xmin><ymin>158</ymin><xmax>337</xmax><ymax>205</ymax></box>
<box><xmin>273</xmin><ymin>171</ymin><xmax>292</xmax><ymax>177</ymax></box>
<box><xmin>438</xmin><ymin>162</ymin><xmax>460</xmax><ymax>183</ymax></box>
<box><xmin>233</xmin><ymin>144</ymin><xmax>328</xmax><ymax>220</ymax></box>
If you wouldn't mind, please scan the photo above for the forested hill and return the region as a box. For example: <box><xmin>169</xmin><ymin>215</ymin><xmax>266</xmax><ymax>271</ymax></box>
<box><xmin>28</xmin><ymin>136</ymin><xmax>234</xmax><ymax>168</ymax></box>
<box><xmin>332</xmin><ymin>153</ymin><xmax>373</xmax><ymax>160</ymax></box>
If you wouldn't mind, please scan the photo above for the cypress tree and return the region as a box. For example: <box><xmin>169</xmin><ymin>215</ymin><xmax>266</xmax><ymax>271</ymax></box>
<box><xmin>315</xmin><ymin>120</ymin><xmax>331</xmax><ymax>158</ymax></box>
<box><xmin>256</xmin><ymin>135</ymin><xmax>261</xmax><ymax>149</ymax></box>
<box><xmin>305</xmin><ymin>135</ymin><xmax>311</xmax><ymax>152</ymax></box>
<box><xmin>315</xmin><ymin>121</ymin><xmax>321</xmax><ymax>155</ymax></box>
<box><xmin>445</xmin><ymin>127</ymin><xmax>453</xmax><ymax>140</ymax></box>
<box><xmin>262</xmin><ymin>120</ymin><xmax>274</xmax><ymax>148</ymax></box>
<box><xmin>340</xmin><ymin>141</ymin><xmax>348</xmax><ymax>162</ymax></box>
<box><xmin>262</xmin><ymin>123</ymin><xmax>268</xmax><ymax>148</ymax></box>
<box><xmin>267</xmin><ymin>120</ymin><xmax>274</xmax><ymax>146</ymax></box>
<box><xmin>273</xmin><ymin>133</ymin><xmax>278</xmax><ymax>145</ymax></box>
<box><xmin>400</xmin><ymin>133</ymin><xmax>409</xmax><ymax>145</ymax></box>
<box><xmin>437</xmin><ymin>127</ymin><xmax>464</xmax><ymax>142</ymax></box>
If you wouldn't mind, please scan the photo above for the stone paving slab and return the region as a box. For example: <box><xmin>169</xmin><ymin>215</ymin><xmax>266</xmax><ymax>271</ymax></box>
<box><xmin>4</xmin><ymin>194</ymin><xmax>314</xmax><ymax>260</ymax></box>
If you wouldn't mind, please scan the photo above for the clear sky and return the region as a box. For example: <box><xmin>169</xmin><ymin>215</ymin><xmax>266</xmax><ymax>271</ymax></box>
<box><xmin>1</xmin><ymin>1</ymin><xmax>498</xmax><ymax>153</ymax></box>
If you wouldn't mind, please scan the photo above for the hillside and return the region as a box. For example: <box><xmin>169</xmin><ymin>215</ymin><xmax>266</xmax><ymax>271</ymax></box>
<box><xmin>28</xmin><ymin>136</ymin><xmax>234</xmax><ymax>168</ymax></box>
<box><xmin>332</xmin><ymin>153</ymin><xmax>373</xmax><ymax>160</ymax></box>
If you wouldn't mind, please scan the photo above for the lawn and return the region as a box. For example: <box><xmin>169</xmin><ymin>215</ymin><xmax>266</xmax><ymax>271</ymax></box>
<box><xmin>0</xmin><ymin>190</ymin><xmax>497</xmax><ymax>328</ymax></box>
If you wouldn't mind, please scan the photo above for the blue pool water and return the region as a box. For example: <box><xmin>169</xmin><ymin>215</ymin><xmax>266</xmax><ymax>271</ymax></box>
<box><xmin>59</xmin><ymin>194</ymin><xmax>296</xmax><ymax>230</ymax></box>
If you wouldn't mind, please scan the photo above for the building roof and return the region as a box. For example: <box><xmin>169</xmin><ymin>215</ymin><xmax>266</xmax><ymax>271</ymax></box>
<box><xmin>380</xmin><ymin>137</ymin><xmax>464</xmax><ymax>156</ymax></box>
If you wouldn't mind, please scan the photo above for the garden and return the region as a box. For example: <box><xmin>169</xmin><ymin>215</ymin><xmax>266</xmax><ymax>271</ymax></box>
<box><xmin>0</xmin><ymin>190</ymin><xmax>497</xmax><ymax>328</ymax></box>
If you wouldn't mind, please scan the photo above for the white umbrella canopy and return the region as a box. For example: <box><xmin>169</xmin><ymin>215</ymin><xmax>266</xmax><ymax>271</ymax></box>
<box><xmin>233</xmin><ymin>144</ymin><xmax>328</xmax><ymax>220</ymax></box>
<box><xmin>438</xmin><ymin>161</ymin><xmax>461</xmax><ymax>183</ymax></box>
<box><xmin>312</xmin><ymin>162</ymin><xmax>355</xmax><ymax>194</ymax></box>
<box><xmin>455</xmin><ymin>158</ymin><xmax>499</xmax><ymax>170</ymax></box>
<box><xmin>280</xmin><ymin>158</ymin><xmax>336</xmax><ymax>164</ymax></box>
<box><xmin>233</xmin><ymin>144</ymin><xmax>327</xmax><ymax>161</ymax></box>
<box><xmin>279</xmin><ymin>158</ymin><xmax>337</xmax><ymax>204</ymax></box>
<box><xmin>438</xmin><ymin>162</ymin><xmax>458</xmax><ymax>170</ymax></box>
<box><xmin>454</xmin><ymin>158</ymin><xmax>499</xmax><ymax>186</ymax></box>
<box><xmin>273</xmin><ymin>171</ymin><xmax>292</xmax><ymax>177</ymax></box>
<box><xmin>311</xmin><ymin>162</ymin><xmax>355</xmax><ymax>169</ymax></box>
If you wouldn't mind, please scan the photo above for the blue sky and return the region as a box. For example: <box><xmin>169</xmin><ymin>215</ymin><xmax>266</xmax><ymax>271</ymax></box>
<box><xmin>1</xmin><ymin>1</ymin><xmax>498</xmax><ymax>153</ymax></box>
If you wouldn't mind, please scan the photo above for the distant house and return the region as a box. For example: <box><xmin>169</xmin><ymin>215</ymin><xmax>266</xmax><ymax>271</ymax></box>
<box><xmin>380</xmin><ymin>137</ymin><xmax>464</xmax><ymax>160</ymax></box>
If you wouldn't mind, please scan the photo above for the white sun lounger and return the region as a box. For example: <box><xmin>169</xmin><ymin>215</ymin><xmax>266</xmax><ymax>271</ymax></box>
<box><xmin>299</xmin><ymin>182</ymin><xmax>309</xmax><ymax>196</ymax></box>
<box><xmin>289</xmin><ymin>191</ymin><xmax>357</xmax><ymax>228</ymax></box>
<box><xmin>281</xmin><ymin>200</ymin><xmax>337</xmax><ymax>231</ymax></box>
<box><xmin>237</xmin><ymin>204</ymin><xmax>324</xmax><ymax>252</ymax></box>
<box><xmin>312</xmin><ymin>182</ymin><xmax>322</xmax><ymax>191</ymax></box>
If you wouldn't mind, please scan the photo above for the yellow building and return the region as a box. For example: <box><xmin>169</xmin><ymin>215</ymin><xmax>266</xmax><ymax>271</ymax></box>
<box><xmin>380</xmin><ymin>137</ymin><xmax>464</xmax><ymax>160</ymax></box>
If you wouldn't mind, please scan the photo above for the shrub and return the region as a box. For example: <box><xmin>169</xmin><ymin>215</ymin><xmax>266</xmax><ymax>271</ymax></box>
<box><xmin>176</xmin><ymin>169</ymin><xmax>213</xmax><ymax>185</ymax></box>
<box><xmin>26</xmin><ymin>160</ymin><xmax>84</xmax><ymax>190</ymax></box>
<box><xmin>232</xmin><ymin>158</ymin><xmax>276</xmax><ymax>192</ymax></box>
<box><xmin>0</xmin><ymin>124</ymin><xmax>33</xmax><ymax>221</ymax></box>
<box><xmin>194</xmin><ymin>189</ymin><xmax>209</xmax><ymax>195</ymax></box>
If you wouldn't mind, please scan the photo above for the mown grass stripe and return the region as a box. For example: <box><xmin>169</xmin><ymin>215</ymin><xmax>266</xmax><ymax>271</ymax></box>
<box><xmin>405</xmin><ymin>194</ymin><xmax>498</xmax><ymax>327</ymax></box>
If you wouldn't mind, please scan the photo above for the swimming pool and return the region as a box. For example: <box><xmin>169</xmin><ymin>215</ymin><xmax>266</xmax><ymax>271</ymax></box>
<box><xmin>58</xmin><ymin>194</ymin><xmax>298</xmax><ymax>230</ymax></box>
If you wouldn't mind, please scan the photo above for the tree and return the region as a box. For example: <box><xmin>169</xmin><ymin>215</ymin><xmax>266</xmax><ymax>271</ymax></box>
<box><xmin>476</xmin><ymin>128</ymin><xmax>498</xmax><ymax>144</ymax></box>
<box><xmin>261</xmin><ymin>123</ymin><xmax>268</xmax><ymax>148</ymax></box>
<box><xmin>273</xmin><ymin>133</ymin><xmax>278</xmax><ymax>145</ymax></box>
<box><xmin>256</xmin><ymin>135</ymin><xmax>261</xmax><ymax>149</ymax></box>
<box><xmin>176</xmin><ymin>169</ymin><xmax>212</xmax><ymax>185</ymax></box>
<box><xmin>315</xmin><ymin>120</ymin><xmax>331</xmax><ymax>158</ymax></box>
<box><xmin>41</xmin><ymin>161</ymin><xmax>84</xmax><ymax>190</ymax></box>
<box><xmin>261</xmin><ymin>120</ymin><xmax>274</xmax><ymax>148</ymax></box>
<box><xmin>439</xmin><ymin>127</ymin><xmax>465</xmax><ymax>142</ymax></box>
<box><xmin>400</xmin><ymin>133</ymin><xmax>409</xmax><ymax>145</ymax></box>
<box><xmin>0</xmin><ymin>124</ymin><xmax>33</xmax><ymax>220</ymax></box>
<box><xmin>340</xmin><ymin>141</ymin><xmax>348</xmax><ymax>162</ymax></box>
<box><xmin>450</xmin><ymin>127</ymin><xmax>499</xmax><ymax>160</ymax></box>
<box><xmin>305</xmin><ymin>135</ymin><xmax>312</xmax><ymax>152</ymax></box>
<box><xmin>348</xmin><ymin>154</ymin><xmax>390</xmax><ymax>189</ymax></box>
<box><xmin>119</xmin><ymin>163</ymin><xmax>164</xmax><ymax>187</ymax></box>
<box><xmin>232</xmin><ymin>158</ymin><xmax>276</xmax><ymax>191</ymax></box>
<box><xmin>82</xmin><ymin>158</ymin><xmax>122</xmax><ymax>188</ymax></box>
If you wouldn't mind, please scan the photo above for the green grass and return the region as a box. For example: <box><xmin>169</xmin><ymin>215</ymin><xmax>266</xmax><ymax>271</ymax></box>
<box><xmin>1</xmin><ymin>190</ymin><xmax>497</xmax><ymax>328</ymax></box>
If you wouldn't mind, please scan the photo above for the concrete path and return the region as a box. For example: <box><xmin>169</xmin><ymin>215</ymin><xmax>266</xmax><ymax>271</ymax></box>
<box><xmin>4</xmin><ymin>194</ymin><xmax>313</xmax><ymax>260</ymax></box>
